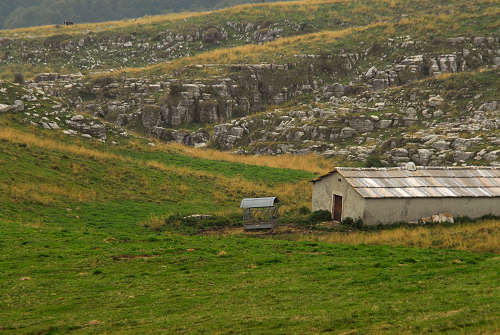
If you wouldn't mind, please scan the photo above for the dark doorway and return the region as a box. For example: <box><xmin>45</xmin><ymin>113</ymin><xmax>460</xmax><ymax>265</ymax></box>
<box><xmin>333</xmin><ymin>195</ymin><xmax>343</xmax><ymax>221</ymax></box>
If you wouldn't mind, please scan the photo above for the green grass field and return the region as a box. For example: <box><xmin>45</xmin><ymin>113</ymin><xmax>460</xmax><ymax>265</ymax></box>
<box><xmin>1</xmin><ymin>10</ymin><xmax>499</xmax><ymax>329</ymax></box>
<box><xmin>0</xmin><ymin>109</ymin><xmax>499</xmax><ymax>334</ymax></box>
<box><xmin>1</xmin><ymin>218</ymin><xmax>499</xmax><ymax>334</ymax></box>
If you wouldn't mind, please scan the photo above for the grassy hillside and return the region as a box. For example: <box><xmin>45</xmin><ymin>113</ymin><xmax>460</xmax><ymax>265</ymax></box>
<box><xmin>0</xmin><ymin>0</ymin><xmax>450</xmax><ymax>38</ymax></box>
<box><xmin>1</xmin><ymin>81</ymin><xmax>500</xmax><ymax>333</ymax></box>
<box><xmin>118</xmin><ymin>8</ymin><xmax>500</xmax><ymax>78</ymax></box>
<box><xmin>0</xmin><ymin>0</ymin><xmax>287</xmax><ymax>29</ymax></box>
<box><xmin>0</xmin><ymin>123</ymin><xmax>315</xmax><ymax>222</ymax></box>
<box><xmin>1</xmin><ymin>0</ymin><xmax>498</xmax><ymax>80</ymax></box>
<box><xmin>0</xmin><ymin>80</ymin><xmax>319</xmax><ymax>224</ymax></box>
<box><xmin>1</xmin><ymin>0</ymin><xmax>499</xmax><ymax>332</ymax></box>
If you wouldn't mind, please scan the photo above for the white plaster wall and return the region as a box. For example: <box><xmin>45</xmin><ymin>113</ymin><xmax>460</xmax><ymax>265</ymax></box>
<box><xmin>363</xmin><ymin>197</ymin><xmax>500</xmax><ymax>225</ymax></box>
<box><xmin>312</xmin><ymin>173</ymin><xmax>365</xmax><ymax>220</ymax></box>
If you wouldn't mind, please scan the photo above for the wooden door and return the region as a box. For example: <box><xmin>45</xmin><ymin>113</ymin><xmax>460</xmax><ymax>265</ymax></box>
<box><xmin>333</xmin><ymin>195</ymin><xmax>342</xmax><ymax>221</ymax></box>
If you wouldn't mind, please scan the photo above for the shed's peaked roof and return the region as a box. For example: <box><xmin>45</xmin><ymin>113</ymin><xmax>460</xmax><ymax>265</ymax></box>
<box><xmin>312</xmin><ymin>166</ymin><xmax>500</xmax><ymax>198</ymax></box>
<box><xmin>240</xmin><ymin>197</ymin><xmax>279</xmax><ymax>208</ymax></box>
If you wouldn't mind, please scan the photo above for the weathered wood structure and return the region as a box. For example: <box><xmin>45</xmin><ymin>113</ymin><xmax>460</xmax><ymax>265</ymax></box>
<box><xmin>240</xmin><ymin>197</ymin><xmax>280</xmax><ymax>230</ymax></box>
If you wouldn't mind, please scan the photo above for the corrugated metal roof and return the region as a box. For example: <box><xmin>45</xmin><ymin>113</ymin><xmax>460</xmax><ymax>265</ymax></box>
<box><xmin>240</xmin><ymin>197</ymin><xmax>279</xmax><ymax>208</ymax></box>
<box><xmin>313</xmin><ymin>166</ymin><xmax>500</xmax><ymax>199</ymax></box>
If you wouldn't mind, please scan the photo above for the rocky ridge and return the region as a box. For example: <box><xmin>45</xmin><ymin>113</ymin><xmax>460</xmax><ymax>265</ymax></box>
<box><xmin>1</xmin><ymin>21</ymin><xmax>305</xmax><ymax>72</ymax></box>
<box><xmin>211</xmin><ymin>81</ymin><xmax>499</xmax><ymax>166</ymax></box>
<box><xmin>0</xmin><ymin>80</ymin><xmax>129</xmax><ymax>143</ymax></box>
<box><xmin>3</xmin><ymin>31</ymin><xmax>500</xmax><ymax>167</ymax></box>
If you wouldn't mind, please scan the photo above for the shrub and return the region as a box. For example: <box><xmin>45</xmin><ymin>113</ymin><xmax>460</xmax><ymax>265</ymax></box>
<box><xmin>309</xmin><ymin>210</ymin><xmax>331</xmax><ymax>223</ymax></box>
<box><xmin>298</xmin><ymin>206</ymin><xmax>311</xmax><ymax>215</ymax></box>
<box><xmin>454</xmin><ymin>216</ymin><xmax>472</xmax><ymax>224</ymax></box>
<box><xmin>283</xmin><ymin>209</ymin><xmax>330</xmax><ymax>227</ymax></box>
<box><xmin>13</xmin><ymin>73</ymin><xmax>24</xmax><ymax>84</ymax></box>
<box><xmin>169</xmin><ymin>82</ymin><xmax>183</xmax><ymax>96</ymax></box>
<box><xmin>365</xmin><ymin>155</ymin><xmax>384</xmax><ymax>167</ymax></box>
<box><xmin>341</xmin><ymin>217</ymin><xmax>364</xmax><ymax>229</ymax></box>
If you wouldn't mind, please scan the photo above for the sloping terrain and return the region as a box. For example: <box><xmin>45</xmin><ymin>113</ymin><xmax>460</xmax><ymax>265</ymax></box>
<box><xmin>211</xmin><ymin>69</ymin><xmax>500</xmax><ymax>165</ymax></box>
<box><xmin>0</xmin><ymin>82</ymin><xmax>499</xmax><ymax>331</ymax></box>
<box><xmin>3</xmin><ymin>0</ymin><xmax>497</xmax><ymax>166</ymax></box>
<box><xmin>1</xmin><ymin>0</ymin><xmax>496</xmax><ymax>76</ymax></box>
<box><xmin>0</xmin><ymin>0</ymin><xmax>287</xmax><ymax>29</ymax></box>
<box><xmin>1</xmin><ymin>2</ymin><xmax>500</xmax><ymax>333</ymax></box>
<box><xmin>0</xmin><ymin>80</ymin><xmax>317</xmax><ymax>225</ymax></box>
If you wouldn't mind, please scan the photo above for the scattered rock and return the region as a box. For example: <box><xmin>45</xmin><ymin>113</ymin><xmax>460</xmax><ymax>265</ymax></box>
<box><xmin>0</xmin><ymin>104</ymin><xmax>12</xmax><ymax>113</ymax></box>
<box><xmin>428</xmin><ymin>95</ymin><xmax>444</xmax><ymax>107</ymax></box>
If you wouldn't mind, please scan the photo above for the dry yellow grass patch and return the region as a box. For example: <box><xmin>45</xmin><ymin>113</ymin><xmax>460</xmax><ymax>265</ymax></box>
<box><xmin>0</xmin><ymin>12</ymin><xmax>208</xmax><ymax>38</ymax></box>
<box><xmin>146</xmin><ymin>141</ymin><xmax>331</xmax><ymax>174</ymax></box>
<box><xmin>0</xmin><ymin>0</ymin><xmax>344</xmax><ymax>39</ymax></box>
<box><xmin>0</xmin><ymin>127</ymin><xmax>311</xmax><ymax>208</ymax></box>
<box><xmin>0</xmin><ymin>127</ymin><xmax>120</xmax><ymax>161</ymax></box>
<box><xmin>113</xmin><ymin>22</ymin><xmax>387</xmax><ymax>78</ymax></box>
<box><xmin>2</xmin><ymin>183</ymin><xmax>96</xmax><ymax>205</ymax></box>
<box><xmin>300</xmin><ymin>220</ymin><xmax>500</xmax><ymax>253</ymax></box>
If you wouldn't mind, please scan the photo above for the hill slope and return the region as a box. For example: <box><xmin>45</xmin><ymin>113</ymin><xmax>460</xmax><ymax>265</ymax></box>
<box><xmin>0</xmin><ymin>80</ymin><xmax>319</xmax><ymax>226</ymax></box>
<box><xmin>1</xmin><ymin>1</ymin><xmax>500</xmax><ymax>332</ymax></box>
<box><xmin>0</xmin><ymin>82</ymin><xmax>499</xmax><ymax>333</ymax></box>
<box><xmin>0</xmin><ymin>0</ymin><xmax>286</xmax><ymax>29</ymax></box>
<box><xmin>7</xmin><ymin>3</ymin><xmax>497</xmax><ymax>165</ymax></box>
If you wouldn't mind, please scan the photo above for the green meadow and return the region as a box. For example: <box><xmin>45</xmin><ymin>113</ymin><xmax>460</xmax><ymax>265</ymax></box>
<box><xmin>1</xmin><ymin>218</ymin><xmax>499</xmax><ymax>334</ymax></box>
<box><xmin>0</xmin><ymin>110</ymin><xmax>499</xmax><ymax>334</ymax></box>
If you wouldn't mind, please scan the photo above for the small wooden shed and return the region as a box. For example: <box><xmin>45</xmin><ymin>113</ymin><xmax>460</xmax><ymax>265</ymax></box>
<box><xmin>240</xmin><ymin>197</ymin><xmax>280</xmax><ymax>231</ymax></box>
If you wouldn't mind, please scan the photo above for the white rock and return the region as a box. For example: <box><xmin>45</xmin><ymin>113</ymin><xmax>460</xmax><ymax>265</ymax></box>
<box><xmin>71</xmin><ymin>115</ymin><xmax>85</xmax><ymax>122</ymax></box>
<box><xmin>432</xmin><ymin>140</ymin><xmax>451</xmax><ymax>151</ymax></box>
<box><xmin>433</xmin><ymin>110</ymin><xmax>444</xmax><ymax>118</ymax></box>
<box><xmin>365</xmin><ymin>66</ymin><xmax>378</xmax><ymax>78</ymax></box>
<box><xmin>428</xmin><ymin>95</ymin><xmax>444</xmax><ymax>107</ymax></box>
<box><xmin>484</xmin><ymin>150</ymin><xmax>499</xmax><ymax>161</ymax></box>
<box><xmin>48</xmin><ymin>122</ymin><xmax>60</xmax><ymax>130</ymax></box>
<box><xmin>0</xmin><ymin>104</ymin><xmax>12</xmax><ymax>113</ymax></box>
<box><xmin>377</xmin><ymin>120</ymin><xmax>392</xmax><ymax>129</ymax></box>
<box><xmin>14</xmin><ymin>100</ymin><xmax>24</xmax><ymax>112</ymax></box>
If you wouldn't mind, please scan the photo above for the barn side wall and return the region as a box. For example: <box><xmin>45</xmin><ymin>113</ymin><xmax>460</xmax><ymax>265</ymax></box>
<box><xmin>363</xmin><ymin>197</ymin><xmax>500</xmax><ymax>225</ymax></box>
<box><xmin>312</xmin><ymin>173</ymin><xmax>365</xmax><ymax>220</ymax></box>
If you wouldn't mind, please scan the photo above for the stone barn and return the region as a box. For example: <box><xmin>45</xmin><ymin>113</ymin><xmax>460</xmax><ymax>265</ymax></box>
<box><xmin>311</xmin><ymin>166</ymin><xmax>500</xmax><ymax>225</ymax></box>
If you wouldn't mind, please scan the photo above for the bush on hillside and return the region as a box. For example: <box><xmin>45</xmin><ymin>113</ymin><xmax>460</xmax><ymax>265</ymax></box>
<box><xmin>298</xmin><ymin>206</ymin><xmax>311</xmax><ymax>215</ymax></box>
<box><xmin>13</xmin><ymin>73</ymin><xmax>24</xmax><ymax>84</ymax></box>
<box><xmin>341</xmin><ymin>217</ymin><xmax>364</xmax><ymax>229</ymax></box>
<box><xmin>310</xmin><ymin>210</ymin><xmax>332</xmax><ymax>223</ymax></box>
